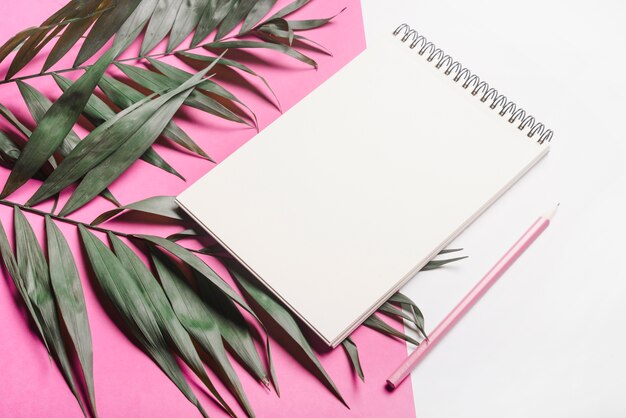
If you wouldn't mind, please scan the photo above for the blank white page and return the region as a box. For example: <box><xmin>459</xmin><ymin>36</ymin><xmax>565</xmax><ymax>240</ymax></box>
<box><xmin>177</xmin><ymin>34</ymin><xmax>549</xmax><ymax>347</ymax></box>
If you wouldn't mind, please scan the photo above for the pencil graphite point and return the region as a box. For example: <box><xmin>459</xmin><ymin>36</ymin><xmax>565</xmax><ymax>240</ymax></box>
<box><xmin>543</xmin><ymin>203</ymin><xmax>560</xmax><ymax>220</ymax></box>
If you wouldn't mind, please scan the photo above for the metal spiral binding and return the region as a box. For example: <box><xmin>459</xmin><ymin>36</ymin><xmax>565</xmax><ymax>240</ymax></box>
<box><xmin>393</xmin><ymin>24</ymin><xmax>553</xmax><ymax>144</ymax></box>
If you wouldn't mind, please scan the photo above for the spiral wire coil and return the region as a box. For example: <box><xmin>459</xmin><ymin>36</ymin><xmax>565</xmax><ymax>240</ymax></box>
<box><xmin>393</xmin><ymin>24</ymin><xmax>553</xmax><ymax>144</ymax></box>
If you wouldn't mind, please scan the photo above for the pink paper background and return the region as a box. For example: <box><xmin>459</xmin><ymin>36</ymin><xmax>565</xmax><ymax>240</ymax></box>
<box><xmin>0</xmin><ymin>1</ymin><xmax>416</xmax><ymax>417</ymax></box>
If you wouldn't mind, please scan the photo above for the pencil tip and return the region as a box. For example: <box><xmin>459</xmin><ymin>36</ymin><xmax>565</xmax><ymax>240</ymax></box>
<box><xmin>543</xmin><ymin>203</ymin><xmax>560</xmax><ymax>220</ymax></box>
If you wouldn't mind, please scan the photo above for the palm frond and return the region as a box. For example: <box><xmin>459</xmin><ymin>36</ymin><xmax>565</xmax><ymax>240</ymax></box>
<box><xmin>0</xmin><ymin>209</ymin><xmax>95</xmax><ymax>417</ymax></box>
<box><xmin>0</xmin><ymin>1</ymin><xmax>463</xmax><ymax>416</ymax></box>
<box><xmin>1</xmin><ymin>0</ymin><xmax>341</xmax><ymax>80</ymax></box>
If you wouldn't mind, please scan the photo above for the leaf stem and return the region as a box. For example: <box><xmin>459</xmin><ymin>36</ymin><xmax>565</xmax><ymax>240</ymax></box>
<box><xmin>0</xmin><ymin>44</ymin><xmax>205</xmax><ymax>86</ymax></box>
<box><xmin>0</xmin><ymin>198</ymin><xmax>207</xmax><ymax>254</ymax></box>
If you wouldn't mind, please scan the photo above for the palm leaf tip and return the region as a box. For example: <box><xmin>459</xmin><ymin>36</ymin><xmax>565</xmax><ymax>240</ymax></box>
<box><xmin>228</xmin><ymin>263</ymin><xmax>348</xmax><ymax>408</ymax></box>
<box><xmin>342</xmin><ymin>337</ymin><xmax>364</xmax><ymax>382</ymax></box>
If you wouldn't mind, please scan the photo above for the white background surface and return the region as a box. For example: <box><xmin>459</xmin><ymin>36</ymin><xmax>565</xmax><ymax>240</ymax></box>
<box><xmin>360</xmin><ymin>1</ymin><xmax>626</xmax><ymax>417</ymax></box>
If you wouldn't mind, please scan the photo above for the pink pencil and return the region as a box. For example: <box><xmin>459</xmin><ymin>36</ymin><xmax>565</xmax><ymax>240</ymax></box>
<box><xmin>386</xmin><ymin>204</ymin><xmax>559</xmax><ymax>390</ymax></box>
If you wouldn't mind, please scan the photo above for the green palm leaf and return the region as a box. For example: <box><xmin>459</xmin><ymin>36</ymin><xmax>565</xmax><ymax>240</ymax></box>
<box><xmin>78</xmin><ymin>225</ymin><xmax>210</xmax><ymax>418</ymax></box>
<box><xmin>239</xmin><ymin>0</ymin><xmax>279</xmax><ymax>34</ymax></box>
<box><xmin>215</xmin><ymin>0</ymin><xmax>257</xmax><ymax>40</ymax></box>
<box><xmin>3</xmin><ymin>0</ymin><xmax>112</xmax><ymax>78</ymax></box>
<box><xmin>193</xmin><ymin>269</ymin><xmax>270</xmax><ymax>387</ymax></box>
<box><xmin>341</xmin><ymin>337</ymin><xmax>364</xmax><ymax>382</ymax></box>
<box><xmin>115</xmin><ymin>62</ymin><xmax>251</xmax><ymax>125</ymax></box>
<box><xmin>152</xmin><ymin>249</ymin><xmax>258</xmax><ymax>418</ymax></box>
<box><xmin>16</xmin><ymin>80</ymin><xmax>80</xmax><ymax>156</ymax></box>
<box><xmin>177</xmin><ymin>51</ymin><xmax>280</xmax><ymax>109</ymax></box>
<box><xmin>96</xmin><ymin>74</ymin><xmax>212</xmax><ymax>160</ymax></box>
<box><xmin>75</xmin><ymin>0</ymin><xmax>142</xmax><ymax>66</ymax></box>
<box><xmin>141</xmin><ymin>0</ymin><xmax>185</xmax><ymax>55</ymax></box>
<box><xmin>60</xmin><ymin>66</ymin><xmax>212</xmax><ymax>215</ymax></box>
<box><xmin>1</xmin><ymin>46</ymin><xmax>118</xmax><ymax>198</ymax></box>
<box><xmin>135</xmin><ymin>234</ymin><xmax>252</xmax><ymax>313</ymax></box>
<box><xmin>113</xmin><ymin>0</ymin><xmax>159</xmax><ymax>52</ymax></box>
<box><xmin>0</xmin><ymin>131</ymin><xmax>21</xmax><ymax>164</ymax></box>
<box><xmin>168</xmin><ymin>0</ymin><xmax>211</xmax><ymax>52</ymax></box>
<box><xmin>146</xmin><ymin>57</ymin><xmax>257</xmax><ymax>126</ymax></box>
<box><xmin>42</xmin><ymin>0</ymin><xmax>111</xmax><ymax>72</ymax></box>
<box><xmin>108</xmin><ymin>233</ymin><xmax>236</xmax><ymax>417</ymax></box>
<box><xmin>52</xmin><ymin>74</ymin><xmax>186</xmax><ymax>179</ymax></box>
<box><xmin>91</xmin><ymin>195</ymin><xmax>184</xmax><ymax>225</ymax></box>
<box><xmin>364</xmin><ymin>314</ymin><xmax>420</xmax><ymax>346</ymax></box>
<box><xmin>45</xmin><ymin>216</ymin><xmax>97</xmax><ymax>417</ymax></box>
<box><xmin>0</xmin><ymin>213</ymin><xmax>48</xmax><ymax>352</ymax></box>
<box><xmin>422</xmin><ymin>255</ymin><xmax>468</xmax><ymax>271</ymax></box>
<box><xmin>26</xmin><ymin>93</ymin><xmax>157</xmax><ymax>207</ymax></box>
<box><xmin>0</xmin><ymin>2</ymin><xmax>391</xmax><ymax>414</ymax></box>
<box><xmin>227</xmin><ymin>262</ymin><xmax>347</xmax><ymax>407</ymax></box>
<box><xmin>14</xmin><ymin>208</ymin><xmax>88</xmax><ymax>417</ymax></box>
<box><xmin>203</xmin><ymin>40</ymin><xmax>317</xmax><ymax>68</ymax></box>
<box><xmin>191</xmin><ymin>0</ymin><xmax>234</xmax><ymax>46</ymax></box>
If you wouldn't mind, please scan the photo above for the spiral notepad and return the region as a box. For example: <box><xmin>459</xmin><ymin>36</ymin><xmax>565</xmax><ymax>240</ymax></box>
<box><xmin>177</xmin><ymin>24</ymin><xmax>552</xmax><ymax>347</ymax></box>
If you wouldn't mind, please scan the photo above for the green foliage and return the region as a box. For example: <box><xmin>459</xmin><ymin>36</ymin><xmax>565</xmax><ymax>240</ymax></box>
<box><xmin>0</xmin><ymin>1</ymin><xmax>468</xmax><ymax>416</ymax></box>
